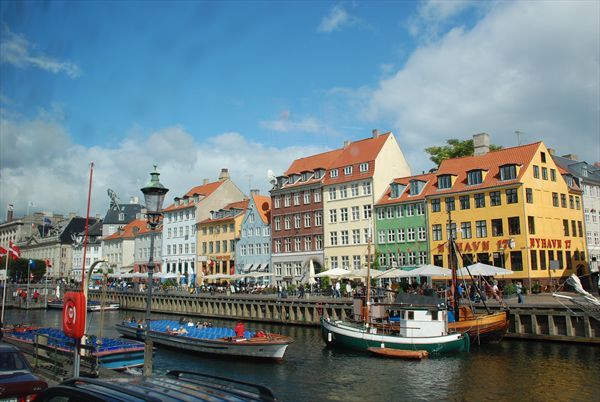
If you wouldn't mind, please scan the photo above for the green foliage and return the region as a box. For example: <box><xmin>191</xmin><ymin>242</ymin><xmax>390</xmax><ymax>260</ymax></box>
<box><xmin>425</xmin><ymin>138</ymin><xmax>503</xmax><ymax>166</ymax></box>
<box><xmin>320</xmin><ymin>277</ymin><xmax>331</xmax><ymax>289</ymax></box>
<box><xmin>532</xmin><ymin>281</ymin><xmax>542</xmax><ymax>294</ymax></box>
<box><xmin>503</xmin><ymin>283</ymin><xmax>517</xmax><ymax>296</ymax></box>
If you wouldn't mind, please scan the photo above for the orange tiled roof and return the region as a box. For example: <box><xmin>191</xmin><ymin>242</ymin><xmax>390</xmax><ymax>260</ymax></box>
<box><xmin>424</xmin><ymin>142</ymin><xmax>542</xmax><ymax>196</ymax></box>
<box><xmin>376</xmin><ymin>173</ymin><xmax>437</xmax><ymax>206</ymax></box>
<box><xmin>104</xmin><ymin>219</ymin><xmax>162</xmax><ymax>240</ymax></box>
<box><xmin>252</xmin><ymin>195</ymin><xmax>272</xmax><ymax>224</ymax></box>
<box><xmin>198</xmin><ymin>199</ymin><xmax>249</xmax><ymax>224</ymax></box>
<box><xmin>163</xmin><ymin>181</ymin><xmax>224</xmax><ymax>212</ymax></box>
<box><xmin>285</xmin><ymin>149</ymin><xmax>343</xmax><ymax>176</ymax></box>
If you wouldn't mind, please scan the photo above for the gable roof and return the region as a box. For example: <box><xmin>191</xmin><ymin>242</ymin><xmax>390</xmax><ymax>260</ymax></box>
<box><xmin>251</xmin><ymin>195</ymin><xmax>272</xmax><ymax>224</ymax></box>
<box><xmin>376</xmin><ymin>173</ymin><xmax>437</xmax><ymax>206</ymax></box>
<box><xmin>199</xmin><ymin>199</ymin><xmax>249</xmax><ymax>224</ymax></box>
<box><xmin>103</xmin><ymin>219</ymin><xmax>161</xmax><ymax>241</ymax></box>
<box><xmin>425</xmin><ymin>142</ymin><xmax>542</xmax><ymax>196</ymax></box>
<box><xmin>163</xmin><ymin>180</ymin><xmax>225</xmax><ymax>212</ymax></box>
<box><xmin>103</xmin><ymin>203</ymin><xmax>143</xmax><ymax>224</ymax></box>
<box><xmin>285</xmin><ymin>149</ymin><xmax>343</xmax><ymax>176</ymax></box>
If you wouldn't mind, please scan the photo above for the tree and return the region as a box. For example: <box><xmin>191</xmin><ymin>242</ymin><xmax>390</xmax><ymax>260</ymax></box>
<box><xmin>0</xmin><ymin>257</ymin><xmax>47</xmax><ymax>283</ymax></box>
<box><xmin>425</xmin><ymin>138</ymin><xmax>502</xmax><ymax>166</ymax></box>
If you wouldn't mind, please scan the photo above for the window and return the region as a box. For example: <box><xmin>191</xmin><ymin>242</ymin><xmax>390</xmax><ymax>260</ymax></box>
<box><xmin>304</xmin><ymin>213</ymin><xmax>311</xmax><ymax>228</ymax></box>
<box><xmin>406</xmin><ymin>204</ymin><xmax>414</xmax><ymax>216</ymax></box>
<box><xmin>476</xmin><ymin>220</ymin><xmax>487</xmax><ymax>238</ymax></box>
<box><xmin>294</xmin><ymin>237</ymin><xmax>301</xmax><ymax>251</ymax></box>
<box><xmin>396</xmin><ymin>205</ymin><xmax>404</xmax><ymax>217</ymax></box>
<box><xmin>541</xmin><ymin>152</ymin><xmax>546</xmax><ymax>163</ymax></box>
<box><xmin>363</xmin><ymin>205</ymin><xmax>372</xmax><ymax>219</ymax></box>
<box><xmin>438</xmin><ymin>175</ymin><xmax>452</xmax><ymax>189</ymax></box>
<box><xmin>510</xmin><ymin>251</ymin><xmax>523</xmax><ymax>271</ymax></box>
<box><xmin>284</xmin><ymin>238</ymin><xmax>291</xmax><ymax>252</ymax></box>
<box><xmin>340</xmin><ymin>186</ymin><xmax>347</xmax><ymax>198</ymax></box>
<box><xmin>530</xmin><ymin>250</ymin><xmax>538</xmax><ymax>270</ymax></box>
<box><xmin>533</xmin><ymin>165</ymin><xmax>540</xmax><ymax>178</ymax></box>
<box><xmin>418</xmin><ymin>227</ymin><xmax>427</xmax><ymax>241</ymax></box>
<box><xmin>351</xmin><ymin>206</ymin><xmax>360</xmax><ymax>220</ymax></box>
<box><xmin>330</xmin><ymin>169</ymin><xmax>338</xmax><ymax>178</ymax></box>
<box><xmin>563</xmin><ymin>219</ymin><xmax>570</xmax><ymax>236</ymax></box>
<box><xmin>569</xmin><ymin>195</ymin><xmax>574</xmax><ymax>209</ymax></box>
<box><xmin>540</xmin><ymin>250</ymin><xmax>547</xmax><ymax>270</ymax></box>
<box><xmin>526</xmin><ymin>188</ymin><xmax>533</xmax><ymax>203</ymax></box>
<box><xmin>341</xmin><ymin>230</ymin><xmax>349</xmax><ymax>245</ymax></box>
<box><xmin>528</xmin><ymin>216</ymin><xmax>535</xmax><ymax>234</ymax></box>
<box><xmin>461</xmin><ymin>222</ymin><xmax>472</xmax><ymax>239</ymax></box>
<box><xmin>386</xmin><ymin>207</ymin><xmax>394</xmax><ymax>219</ymax></box>
<box><xmin>363</xmin><ymin>182</ymin><xmax>372</xmax><ymax>195</ymax></box>
<box><xmin>329</xmin><ymin>187</ymin><xmax>337</xmax><ymax>200</ymax></box>
<box><xmin>398</xmin><ymin>228</ymin><xmax>405</xmax><ymax>242</ymax></box>
<box><xmin>459</xmin><ymin>195</ymin><xmax>470</xmax><ymax>210</ymax></box>
<box><xmin>500</xmin><ymin>165</ymin><xmax>517</xmax><ymax>180</ymax></box>
<box><xmin>407</xmin><ymin>228</ymin><xmax>416</xmax><ymax>241</ymax></box>
<box><xmin>578</xmin><ymin>221</ymin><xmax>583</xmax><ymax>237</ymax></box>
<box><xmin>340</xmin><ymin>208</ymin><xmax>348</xmax><ymax>222</ymax></box>
<box><xmin>329</xmin><ymin>209</ymin><xmax>337</xmax><ymax>223</ymax></box>
<box><xmin>284</xmin><ymin>194</ymin><xmax>291</xmax><ymax>207</ymax></box>
<box><xmin>474</xmin><ymin>193</ymin><xmax>485</xmax><ymax>208</ymax></box>
<box><xmin>303</xmin><ymin>191</ymin><xmax>311</xmax><ymax>204</ymax></box>
<box><xmin>508</xmin><ymin>217</ymin><xmax>520</xmax><ymax>235</ymax></box>
<box><xmin>552</xmin><ymin>193</ymin><xmax>559</xmax><ymax>207</ymax></box>
<box><xmin>330</xmin><ymin>232</ymin><xmax>338</xmax><ymax>246</ymax></box>
<box><xmin>542</xmin><ymin>167</ymin><xmax>548</xmax><ymax>180</ymax></box>
<box><xmin>344</xmin><ymin>166</ymin><xmax>352</xmax><ymax>175</ymax></box>
<box><xmin>352</xmin><ymin>229</ymin><xmax>360</xmax><ymax>244</ymax></box>
<box><xmin>315</xmin><ymin>235</ymin><xmax>323</xmax><ymax>250</ymax></box>
<box><xmin>576</xmin><ymin>197</ymin><xmax>580</xmax><ymax>210</ymax></box>
<box><xmin>314</xmin><ymin>190</ymin><xmax>321</xmax><ymax>203</ymax></box>
<box><xmin>431</xmin><ymin>199</ymin><xmax>441</xmax><ymax>212</ymax></box>
<box><xmin>467</xmin><ymin>170</ymin><xmax>483</xmax><ymax>185</ymax></box>
<box><xmin>491</xmin><ymin>219</ymin><xmax>503</xmax><ymax>236</ymax></box>
<box><xmin>441</xmin><ymin>223</ymin><xmax>457</xmax><ymax>242</ymax></box>
<box><xmin>415</xmin><ymin>203</ymin><xmax>425</xmax><ymax>215</ymax></box>
<box><xmin>315</xmin><ymin>211</ymin><xmax>322</xmax><ymax>226</ymax></box>
<box><xmin>445</xmin><ymin>197</ymin><xmax>455</xmax><ymax>211</ymax></box>
<box><xmin>274</xmin><ymin>217</ymin><xmax>281</xmax><ymax>231</ymax></box>
<box><xmin>571</xmin><ymin>220</ymin><xmax>577</xmax><ymax>237</ymax></box>
<box><xmin>360</xmin><ymin>162</ymin><xmax>369</xmax><ymax>172</ymax></box>
<box><xmin>490</xmin><ymin>191</ymin><xmax>501</xmax><ymax>206</ymax></box>
<box><xmin>294</xmin><ymin>214</ymin><xmax>301</xmax><ymax>229</ymax></box>
<box><xmin>351</xmin><ymin>183</ymin><xmax>359</xmax><ymax>197</ymax></box>
<box><xmin>550</xmin><ymin>169</ymin><xmax>556</xmax><ymax>181</ymax></box>
<box><xmin>506</xmin><ymin>189</ymin><xmax>518</xmax><ymax>204</ymax></box>
<box><xmin>284</xmin><ymin>216</ymin><xmax>291</xmax><ymax>230</ymax></box>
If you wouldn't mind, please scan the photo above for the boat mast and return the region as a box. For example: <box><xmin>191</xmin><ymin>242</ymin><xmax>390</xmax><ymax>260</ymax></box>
<box><xmin>448</xmin><ymin>210</ymin><xmax>460</xmax><ymax>321</ymax></box>
<box><xmin>365</xmin><ymin>219</ymin><xmax>372</xmax><ymax>328</ymax></box>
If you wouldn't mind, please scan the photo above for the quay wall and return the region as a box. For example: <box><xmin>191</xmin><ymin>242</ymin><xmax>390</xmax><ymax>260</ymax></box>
<box><xmin>89</xmin><ymin>291</ymin><xmax>599</xmax><ymax>344</ymax></box>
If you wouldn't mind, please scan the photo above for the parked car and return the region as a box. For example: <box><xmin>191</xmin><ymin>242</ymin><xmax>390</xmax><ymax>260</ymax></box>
<box><xmin>36</xmin><ymin>370</ymin><xmax>277</xmax><ymax>402</ymax></box>
<box><xmin>0</xmin><ymin>343</ymin><xmax>48</xmax><ymax>400</ymax></box>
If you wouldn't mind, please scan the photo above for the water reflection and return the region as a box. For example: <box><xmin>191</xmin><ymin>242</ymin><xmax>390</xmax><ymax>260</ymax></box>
<box><xmin>5</xmin><ymin>309</ymin><xmax>600</xmax><ymax>402</ymax></box>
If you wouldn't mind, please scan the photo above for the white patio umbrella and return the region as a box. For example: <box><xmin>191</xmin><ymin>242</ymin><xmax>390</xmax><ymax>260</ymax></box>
<box><xmin>374</xmin><ymin>268</ymin><xmax>404</xmax><ymax>279</ymax></box>
<box><xmin>395</xmin><ymin>264</ymin><xmax>452</xmax><ymax>278</ymax></box>
<box><xmin>458</xmin><ymin>262</ymin><xmax>514</xmax><ymax>277</ymax></box>
<box><xmin>344</xmin><ymin>268</ymin><xmax>385</xmax><ymax>280</ymax></box>
<box><xmin>308</xmin><ymin>260</ymin><xmax>317</xmax><ymax>285</ymax></box>
<box><xmin>314</xmin><ymin>267</ymin><xmax>351</xmax><ymax>278</ymax></box>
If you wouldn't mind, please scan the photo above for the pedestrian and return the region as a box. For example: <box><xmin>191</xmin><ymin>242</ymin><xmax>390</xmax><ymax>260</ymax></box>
<box><xmin>235</xmin><ymin>321</ymin><xmax>245</xmax><ymax>338</ymax></box>
<box><xmin>516</xmin><ymin>281</ymin><xmax>524</xmax><ymax>304</ymax></box>
<box><xmin>346</xmin><ymin>282</ymin><xmax>352</xmax><ymax>297</ymax></box>
<box><xmin>298</xmin><ymin>284</ymin><xmax>305</xmax><ymax>299</ymax></box>
<box><xmin>335</xmin><ymin>281</ymin><xmax>341</xmax><ymax>298</ymax></box>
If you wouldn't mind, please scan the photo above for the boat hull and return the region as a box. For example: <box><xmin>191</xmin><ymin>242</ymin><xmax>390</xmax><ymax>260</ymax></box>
<box><xmin>321</xmin><ymin>317</ymin><xmax>470</xmax><ymax>354</ymax></box>
<box><xmin>116</xmin><ymin>322</ymin><xmax>293</xmax><ymax>360</ymax></box>
<box><xmin>448</xmin><ymin>309</ymin><xmax>509</xmax><ymax>344</ymax></box>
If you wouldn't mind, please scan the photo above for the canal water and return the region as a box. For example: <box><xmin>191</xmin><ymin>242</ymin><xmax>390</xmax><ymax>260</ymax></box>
<box><xmin>5</xmin><ymin>309</ymin><xmax>600</xmax><ymax>402</ymax></box>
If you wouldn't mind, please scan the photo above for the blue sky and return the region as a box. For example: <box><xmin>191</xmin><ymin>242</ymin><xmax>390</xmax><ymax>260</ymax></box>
<box><xmin>1</xmin><ymin>1</ymin><xmax>599</xmax><ymax>218</ymax></box>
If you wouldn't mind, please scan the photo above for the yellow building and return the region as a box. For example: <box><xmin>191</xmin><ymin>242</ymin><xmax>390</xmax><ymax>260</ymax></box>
<box><xmin>197</xmin><ymin>200</ymin><xmax>248</xmax><ymax>281</ymax></box>
<box><xmin>427</xmin><ymin>135</ymin><xmax>587</xmax><ymax>287</ymax></box>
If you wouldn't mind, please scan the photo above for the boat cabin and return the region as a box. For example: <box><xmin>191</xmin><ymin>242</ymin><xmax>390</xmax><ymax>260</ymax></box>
<box><xmin>391</xmin><ymin>307</ymin><xmax>448</xmax><ymax>337</ymax></box>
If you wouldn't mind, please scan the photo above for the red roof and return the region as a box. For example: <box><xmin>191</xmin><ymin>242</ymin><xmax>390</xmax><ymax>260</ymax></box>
<box><xmin>424</xmin><ymin>142</ymin><xmax>542</xmax><ymax>196</ymax></box>
<box><xmin>285</xmin><ymin>149</ymin><xmax>343</xmax><ymax>176</ymax></box>
<box><xmin>376</xmin><ymin>173</ymin><xmax>437</xmax><ymax>206</ymax></box>
<box><xmin>252</xmin><ymin>195</ymin><xmax>272</xmax><ymax>224</ymax></box>
<box><xmin>163</xmin><ymin>180</ymin><xmax>224</xmax><ymax>212</ymax></box>
<box><xmin>199</xmin><ymin>199</ymin><xmax>249</xmax><ymax>224</ymax></box>
<box><xmin>104</xmin><ymin>219</ymin><xmax>161</xmax><ymax>240</ymax></box>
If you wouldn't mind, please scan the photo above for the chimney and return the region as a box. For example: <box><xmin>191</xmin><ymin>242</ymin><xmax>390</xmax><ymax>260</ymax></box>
<box><xmin>547</xmin><ymin>148</ymin><xmax>555</xmax><ymax>156</ymax></box>
<box><xmin>561</xmin><ymin>154</ymin><xmax>578</xmax><ymax>161</ymax></box>
<box><xmin>343</xmin><ymin>140</ymin><xmax>351</xmax><ymax>148</ymax></box>
<box><xmin>6</xmin><ymin>204</ymin><xmax>14</xmax><ymax>222</ymax></box>
<box><xmin>130</xmin><ymin>196</ymin><xmax>139</xmax><ymax>204</ymax></box>
<box><xmin>473</xmin><ymin>133</ymin><xmax>490</xmax><ymax>156</ymax></box>
<box><xmin>594</xmin><ymin>162</ymin><xmax>600</xmax><ymax>168</ymax></box>
<box><xmin>218</xmin><ymin>168</ymin><xmax>230</xmax><ymax>181</ymax></box>
<box><xmin>203</xmin><ymin>178</ymin><xmax>209</xmax><ymax>185</ymax></box>
<box><xmin>250</xmin><ymin>189</ymin><xmax>260</xmax><ymax>196</ymax></box>
<box><xmin>372</xmin><ymin>129</ymin><xmax>379</xmax><ymax>138</ymax></box>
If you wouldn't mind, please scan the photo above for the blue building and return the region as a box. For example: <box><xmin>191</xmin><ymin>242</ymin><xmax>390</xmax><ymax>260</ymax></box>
<box><xmin>236</xmin><ymin>191</ymin><xmax>272</xmax><ymax>284</ymax></box>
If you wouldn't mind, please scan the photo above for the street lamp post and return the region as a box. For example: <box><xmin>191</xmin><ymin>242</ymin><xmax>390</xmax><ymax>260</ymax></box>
<box><xmin>140</xmin><ymin>165</ymin><xmax>169</xmax><ymax>377</ymax></box>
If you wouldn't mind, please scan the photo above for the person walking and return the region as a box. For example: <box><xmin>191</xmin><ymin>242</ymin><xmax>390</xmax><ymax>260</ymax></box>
<box><xmin>516</xmin><ymin>281</ymin><xmax>524</xmax><ymax>304</ymax></box>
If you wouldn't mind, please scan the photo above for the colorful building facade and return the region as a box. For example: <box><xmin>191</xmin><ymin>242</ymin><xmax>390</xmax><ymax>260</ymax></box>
<box><xmin>236</xmin><ymin>192</ymin><xmax>272</xmax><ymax>282</ymax></box>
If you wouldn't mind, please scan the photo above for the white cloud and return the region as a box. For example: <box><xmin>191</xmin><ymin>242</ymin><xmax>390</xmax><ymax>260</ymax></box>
<box><xmin>0</xmin><ymin>109</ymin><xmax>327</xmax><ymax>218</ymax></box>
<box><xmin>317</xmin><ymin>4</ymin><xmax>359</xmax><ymax>33</ymax></box>
<box><xmin>406</xmin><ymin>0</ymin><xmax>480</xmax><ymax>42</ymax></box>
<box><xmin>362</xmin><ymin>1</ymin><xmax>600</xmax><ymax>173</ymax></box>
<box><xmin>0</xmin><ymin>27</ymin><xmax>81</xmax><ymax>78</ymax></box>
<box><xmin>259</xmin><ymin>110</ymin><xmax>337</xmax><ymax>135</ymax></box>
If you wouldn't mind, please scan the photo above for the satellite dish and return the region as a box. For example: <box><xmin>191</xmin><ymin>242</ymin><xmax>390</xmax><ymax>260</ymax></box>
<box><xmin>267</xmin><ymin>169</ymin><xmax>277</xmax><ymax>185</ymax></box>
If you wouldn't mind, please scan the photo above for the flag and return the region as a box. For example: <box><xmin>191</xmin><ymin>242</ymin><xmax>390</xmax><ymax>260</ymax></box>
<box><xmin>9</xmin><ymin>241</ymin><xmax>20</xmax><ymax>261</ymax></box>
<box><xmin>29</xmin><ymin>259</ymin><xmax>36</xmax><ymax>268</ymax></box>
<box><xmin>43</xmin><ymin>217</ymin><xmax>52</xmax><ymax>225</ymax></box>
<box><xmin>45</xmin><ymin>259</ymin><xmax>52</xmax><ymax>268</ymax></box>
<box><xmin>0</xmin><ymin>246</ymin><xmax>7</xmax><ymax>256</ymax></box>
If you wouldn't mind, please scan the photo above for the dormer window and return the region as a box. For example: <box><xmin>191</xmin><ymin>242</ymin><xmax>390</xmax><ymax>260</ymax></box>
<box><xmin>564</xmin><ymin>175</ymin><xmax>574</xmax><ymax>187</ymax></box>
<box><xmin>360</xmin><ymin>163</ymin><xmax>369</xmax><ymax>172</ymax></box>
<box><xmin>390</xmin><ymin>183</ymin><xmax>407</xmax><ymax>198</ymax></box>
<box><xmin>330</xmin><ymin>169</ymin><xmax>339</xmax><ymax>178</ymax></box>
<box><xmin>344</xmin><ymin>166</ymin><xmax>353</xmax><ymax>175</ymax></box>
<box><xmin>301</xmin><ymin>172</ymin><xmax>310</xmax><ymax>181</ymax></box>
<box><xmin>314</xmin><ymin>169</ymin><xmax>324</xmax><ymax>179</ymax></box>
<box><xmin>118</xmin><ymin>212</ymin><xmax>125</xmax><ymax>221</ymax></box>
<box><xmin>500</xmin><ymin>164</ymin><xmax>518</xmax><ymax>181</ymax></box>
<box><xmin>437</xmin><ymin>175</ymin><xmax>452</xmax><ymax>189</ymax></box>
<box><xmin>409</xmin><ymin>180</ymin><xmax>423</xmax><ymax>196</ymax></box>
<box><xmin>467</xmin><ymin>170</ymin><xmax>483</xmax><ymax>185</ymax></box>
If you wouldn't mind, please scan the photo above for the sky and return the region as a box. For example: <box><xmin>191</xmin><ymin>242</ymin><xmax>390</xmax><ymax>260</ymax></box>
<box><xmin>1</xmin><ymin>0</ymin><xmax>599</xmax><ymax>219</ymax></box>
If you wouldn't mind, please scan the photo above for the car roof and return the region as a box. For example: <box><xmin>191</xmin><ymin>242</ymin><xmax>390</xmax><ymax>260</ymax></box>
<box><xmin>42</xmin><ymin>371</ymin><xmax>277</xmax><ymax>402</ymax></box>
<box><xmin>0</xmin><ymin>343</ymin><xmax>22</xmax><ymax>352</ymax></box>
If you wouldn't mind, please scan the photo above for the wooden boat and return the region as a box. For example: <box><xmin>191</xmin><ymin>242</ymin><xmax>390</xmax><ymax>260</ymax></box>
<box><xmin>116</xmin><ymin>319</ymin><xmax>294</xmax><ymax>360</ymax></box>
<box><xmin>47</xmin><ymin>299</ymin><xmax>120</xmax><ymax>311</ymax></box>
<box><xmin>367</xmin><ymin>347</ymin><xmax>429</xmax><ymax>359</ymax></box>
<box><xmin>4</xmin><ymin>327</ymin><xmax>145</xmax><ymax>370</ymax></box>
<box><xmin>448</xmin><ymin>306</ymin><xmax>509</xmax><ymax>343</ymax></box>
